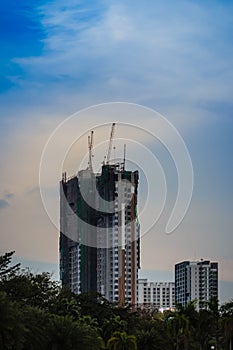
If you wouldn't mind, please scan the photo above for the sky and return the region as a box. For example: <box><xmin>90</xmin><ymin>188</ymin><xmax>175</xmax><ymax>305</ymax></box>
<box><xmin>0</xmin><ymin>0</ymin><xmax>233</xmax><ymax>303</ymax></box>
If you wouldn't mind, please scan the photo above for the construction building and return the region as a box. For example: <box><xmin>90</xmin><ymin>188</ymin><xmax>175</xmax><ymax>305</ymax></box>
<box><xmin>175</xmin><ymin>260</ymin><xmax>218</xmax><ymax>309</ymax></box>
<box><xmin>138</xmin><ymin>279</ymin><xmax>175</xmax><ymax>311</ymax></box>
<box><xmin>60</xmin><ymin>124</ymin><xmax>140</xmax><ymax>305</ymax></box>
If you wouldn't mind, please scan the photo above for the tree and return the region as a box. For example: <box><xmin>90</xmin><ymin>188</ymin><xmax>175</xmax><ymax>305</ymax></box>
<box><xmin>137</xmin><ymin>328</ymin><xmax>160</xmax><ymax>350</ymax></box>
<box><xmin>75</xmin><ymin>291</ymin><xmax>116</xmax><ymax>335</ymax></box>
<box><xmin>136</xmin><ymin>315</ymin><xmax>171</xmax><ymax>350</ymax></box>
<box><xmin>166</xmin><ymin>301</ymin><xmax>201</xmax><ymax>350</ymax></box>
<box><xmin>208</xmin><ymin>297</ymin><xmax>221</xmax><ymax>349</ymax></box>
<box><xmin>22</xmin><ymin>306</ymin><xmax>50</xmax><ymax>350</ymax></box>
<box><xmin>102</xmin><ymin>315</ymin><xmax>127</xmax><ymax>342</ymax></box>
<box><xmin>107</xmin><ymin>331</ymin><xmax>137</xmax><ymax>350</ymax></box>
<box><xmin>196</xmin><ymin>309</ymin><xmax>213</xmax><ymax>349</ymax></box>
<box><xmin>0</xmin><ymin>251</ymin><xmax>20</xmax><ymax>279</ymax></box>
<box><xmin>220</xmin><ymin>316</ymin><xmax>233</xmax><ymax>350</ymax></box>
<box><xmin>220</xmin><ymin>301</ymin><xmax>233</xmax><ymax>350</ymax></box>
<box><xmin>47</xmin><ymin>315</ymin><xmax>103</xmax><ymax>350</ymax></box>
<box><xmin>167</xmin><ymin>313</ymin><xmax>189</xmax><ymax>350</ymax></box>
<box><xmin>221</xmin><ymin>300</ymin><xmax>233</xmax><ymax>318</ymax></box>
<box><xmin>0</xmin><ymin>270</ymin><xmax>60</xmax><ymax>310</ymax></box>
<box><xmin>50</xmin><ymin>295</ymin><xmax>81</xmax><ymax>318</ymax></box>
<box><xmin>0</xmin><ymin>291</ymin><xmax>24</xmax><ymax>350</ymax></box>
<box><xmin>114</xmin><ymin>305</ymin><xmax>140</xmax><ymax>336</ymax></box>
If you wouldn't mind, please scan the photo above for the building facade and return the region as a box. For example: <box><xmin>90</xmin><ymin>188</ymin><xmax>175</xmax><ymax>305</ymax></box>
<box><xmin>60</xmin><ymin>163</ymin><xmax>140</xmax><ymax>305</ymax></box>
<box><xmin>175</xmin><ymin>260</ymin><xmax>218</xmax><ymax>309</ymax></box>
<box><xmin>138</xmin><ymin>279</ymin><xmax>175</xmax><ymax>310</ymax></box>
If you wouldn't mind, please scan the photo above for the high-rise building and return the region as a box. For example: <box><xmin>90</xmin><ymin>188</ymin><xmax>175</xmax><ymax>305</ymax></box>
<box><xmin>138</xmin><ymin>278</ymin><xmax>175</xmax><ymax>310</ymax></box>
<box><xmin>60</xmin><ymin>163</ymin><xmax>140</xmax><ymax>305</ymax></box>
<box><xmin>175</xmin><ymin>260</ymin><xmax>218</xmax><ymax>309</ymax></box>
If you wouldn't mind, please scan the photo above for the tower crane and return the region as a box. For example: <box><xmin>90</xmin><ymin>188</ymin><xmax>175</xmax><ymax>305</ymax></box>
<box><xmin>106</xmin><ymin>123</ymin><xmax>116</xmax><ymax>165</ymax></box>
<box><xmin>88</xmin><ymin>130</ymin><xmax>94</xmax><ymax>172</ymax></box>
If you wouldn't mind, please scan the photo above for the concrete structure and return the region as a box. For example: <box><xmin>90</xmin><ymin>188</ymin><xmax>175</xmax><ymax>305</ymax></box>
<box><xmin>138</xmin><ymin>279</ymin><xmax>175</xmax><ymax>310</ymax></box>
<box><xmin>175</xmin><ymin>260</ymin><xmax>218</xmax><ymax>309</ymax></box>
<box><xmin>60</xmin><ymin>163</ymin><xmax>140</xmax><ymax>305</ymax></box>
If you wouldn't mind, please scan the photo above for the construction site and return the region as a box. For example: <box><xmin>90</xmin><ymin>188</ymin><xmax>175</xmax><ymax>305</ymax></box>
<box><xmin>60</xmin><ymin>123</ymin><xmax>140</xmax><ymax>305</ymax></box>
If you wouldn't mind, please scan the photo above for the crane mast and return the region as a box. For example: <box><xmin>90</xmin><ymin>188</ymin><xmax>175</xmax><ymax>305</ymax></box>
<box><xmin>106</xmin><ymin>123</ymin><xmax>116</xmax><ymax>165</ymax></box>
<box><xmin>123</xmin><ymin>143</ymin><xmax>126</xmax><ymax>171</ymax></box>
<box><xmin>88</xmin><ymin>130</ymin><xmax>94</xmax><ymax>172</ymax></box>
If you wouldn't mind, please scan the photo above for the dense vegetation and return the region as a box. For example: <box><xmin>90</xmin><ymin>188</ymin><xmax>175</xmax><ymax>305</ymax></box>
<box><xmin>0</xmin><ymin>251</ymin><xmax>232</xmax><ymax>349</ymax></box>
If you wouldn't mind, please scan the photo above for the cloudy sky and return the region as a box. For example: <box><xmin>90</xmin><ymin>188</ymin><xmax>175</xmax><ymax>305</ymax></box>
<box><xmin>0</xmin><ymin>0</ymin><xmax>233</xmax><ymax>303</ymax></box>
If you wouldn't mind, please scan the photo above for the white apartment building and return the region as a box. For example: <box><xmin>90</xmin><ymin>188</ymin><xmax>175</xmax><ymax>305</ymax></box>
<box><xmin>138</xmin><ymin>278</ymin><xmax>175</xmax><ymax>310</ymax></box>
<box><xmin>97</xmin><ymin>164</ymin><xmax>140</xmax><ymax>305</ymax></box>
<box><xmin>175</xmin><ymin>260</ymin><xmax>218</xmax><ymax>310</ymax></box>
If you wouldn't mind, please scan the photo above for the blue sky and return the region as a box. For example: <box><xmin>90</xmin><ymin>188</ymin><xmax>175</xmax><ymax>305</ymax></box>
<box><xmin>0</xmin><ymin>0</ymin><xmax>233</xmax><ymax>303</ymax></box>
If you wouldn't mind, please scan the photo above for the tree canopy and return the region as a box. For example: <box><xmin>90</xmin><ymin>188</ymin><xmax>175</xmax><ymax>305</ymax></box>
<box><xmin>0</xmin><ymin>251</ymin><xmax>232</xmax><ymax>350</ymax></box>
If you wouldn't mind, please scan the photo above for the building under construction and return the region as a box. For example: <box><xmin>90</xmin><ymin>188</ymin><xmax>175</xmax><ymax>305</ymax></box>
<box><xmin>60</xmin><ymin>124</ymin><xmax>140</xmax><ymax>305</ymax></box>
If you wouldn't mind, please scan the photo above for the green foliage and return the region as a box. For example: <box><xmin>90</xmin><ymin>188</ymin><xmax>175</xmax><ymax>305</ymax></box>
<box><xmin>48</xmin><ymin>288</ymin><xmax>81</xmax><ymax>318</ymax></box>
<box><xmin>102</xmin><ymin>315</ymin><xmax>127</xmax><ymax>341</ymax></box>
<box><xmin>47</xmin><ymin>315</ymin><xmax>102</xmax><ymax>350</ymax></box>
<box><xmin>137</xmin><ymin>326</ymin><xmax>169</xmax><ymax>350</ymax></box>
<box><xmin>22</xmin><ymin>306</ymin><xmax>50</xmax><ymax>350</ymax></box>
<box><xmin>220</xmin><ymin>300</ymin><xmax>233</xmax><ymax>350</ymax></box>
<box><xmin>0</xmin><ymin>251</ymin><xmax>232</xmax><ymax>350</ymax></box>
<box><xmin>0</xmin><ymin>251</ymin><xmax>20</xmax><ymax>279</ymax></box>
<box><xmin>107</xmin><ymin>331</ymin><xmax>137</xmax><ymax>350</ymax></box>
<box><xmin>0</xmin><ymin>291</ymin><xmax>25</xmax><ymax>350</ymax></box>
<box><xmin>220</xmin><ymin>299</ymin><xmax>233</xmax><ymax>317</ymax></box>
<box><xmin>76</xmin><ymin>291</ymin><xmax>115</xmax><ymax>322</ymax></box>
<box><xmin>0</xmin><ymin>270</ymin><xmax>60</xmax><ymax>310</ymax></box>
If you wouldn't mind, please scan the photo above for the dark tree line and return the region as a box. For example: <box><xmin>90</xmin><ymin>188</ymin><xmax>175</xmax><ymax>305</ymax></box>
<box><xmin>0</xmin><ymin>251</ymin><xmax>232</xmax><ymax>350</ymax></box>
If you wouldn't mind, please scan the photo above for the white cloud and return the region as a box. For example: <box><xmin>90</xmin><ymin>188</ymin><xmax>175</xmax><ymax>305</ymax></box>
<box><xmin>11</xmin><ymin>0</ymin><xmax>233</xmax><ymax>111</ymax></box>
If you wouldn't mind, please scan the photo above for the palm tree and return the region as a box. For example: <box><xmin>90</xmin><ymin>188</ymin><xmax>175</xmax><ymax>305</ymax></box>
<box><xmin>220</xmin><ymin>316</ymin><xmax>233</xmax><ymax>350</ymax></box>
<box><xmin>168</xmin><ymin>313</ymin><xmax>189</xmax><ymax>350</ymax></box>
<box><xmin>48</xmin><ymin>314</ymin><xmax>103</xmax><ymax>350</ymax></box>
<box><xmin>107</xmin><ymin>331</ymin><xmax>137</xmax><ymax>350</ymax></box>
<box><xmin>136</xmin><ymin>328</ymin><xmax>160</xmax><ymax>350</ymax></box>
<box><xmin>102</xmin><ymin>315</ymin><xmax>127</xmax><ymax>341</ymax></box>
<box><xmin>208</xmin><ymin>297</ymin><xmax>220</xmax><ymax>349</ymax></box>
<box><xmin>197</xmin><ymin>309</ymin><xmax>212</xmax><ymax>349</ymax></box>
<box><xmin>220</xmin><ymin>300</ymin><xmax>233</xmax><ymax>350</ymax></box>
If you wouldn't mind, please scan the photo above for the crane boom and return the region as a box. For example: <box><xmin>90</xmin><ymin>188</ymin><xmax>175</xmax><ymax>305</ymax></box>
<box><xmin>106</xmin><ymin>123</ymin><xmax>116</xmax><ymax>164</ymax></box>
<box><xmin>88</xmin><ymin>130</ymin><xmax>94</xmax><ymax>172</ymax></box>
